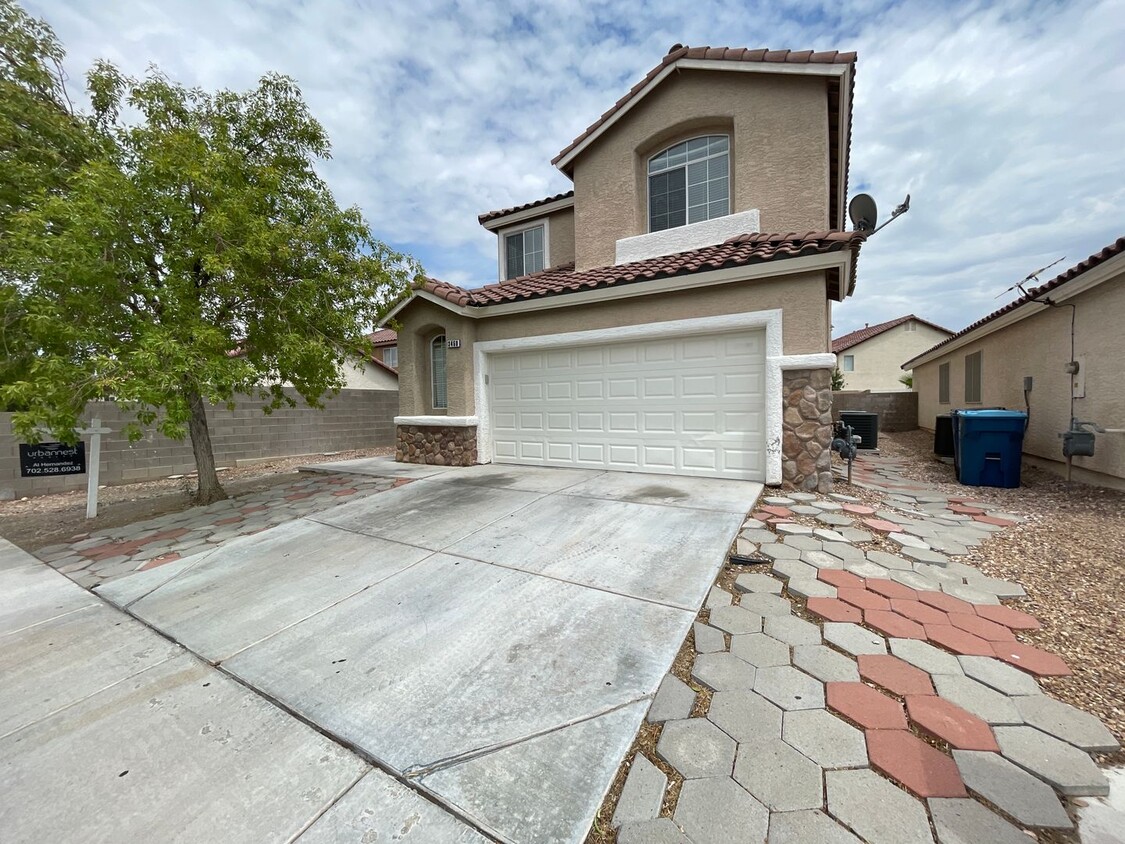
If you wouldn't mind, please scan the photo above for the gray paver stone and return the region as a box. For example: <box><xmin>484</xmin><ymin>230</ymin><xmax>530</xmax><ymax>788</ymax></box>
<box><xmin>900</xmin><ymin>547</ymin><xmax>950</xmax><ymax>565</ymax></box>
<box><xmin>792</xmin><ymin>645</ymin><xmax>860</xmax><ymax>682</ymax></box>
<box><xmin>790</xmin><ymin>492</ymin><xmax>819</xmax><ymax>502</ymax></box>
<box><xmin>733</xmin><ymin>738</ymin><xmax>823</xmax><ymax>811</ymax></box>
<box><xmin>764</xmin><ymin>615</ymin><xmax>822</xmax><ymax>647</ymax></box>
<box><xmin>693</xmin><ymin>622</ymin><xmax>727</xmax><ymax>654</ymax></box>
<box><xmin>647</xmin><ymin>674</ymin><xmax>696</xmax><ymax>724</ymax></box>
<box><xmin>939</xmin><ymin>582</ymin><xmax>1001</xmax><ymax>605</ymax></box>
<box><xmin>707</xmin><ymin>690</ymin><xmax>783</xmax><ymax>743</ymax></box>
<box><xmin>836</xmin><ymin>528</ymin><xmax>873</xmax><ymax>544</ymax></box>
<box><xmin>771</xmin><ymin>559</ymin><xmax>819</xmax><ymax>582</ymax></box>
<box><xmin>823</xmin><ymin>622</ymin><xmax>887</xmax><ymax>656</ymax></box>
<box><xmin>812</xmin><ymin>529</ymin><xmax>848</xmax><ymax>544</ymax></box>
<box><xmin>739</xmin><ymin>529</ymin><xmax>775</xmax><ymax>544</ymax></box>
<box><xmin>801</xmin><ymin>550</ymin><xmax>844</xmax><ymax>569</ymax></box>
<box><xmin>995</xmin><ymin>725</ymin><xmax>1109</xmax><ymax>795</ymax></box>
<box><xmin>618</xmin><ymin>818</ymin><xmax>690</xmax><ymax>844</ymax></box>
<box><xmin>816</xmin><ymin>513</ymin><xmax>852</xmax><ymax>527</ymax></box>
<box><xmin>782</xmin><ymin>535</ymin><xmax>822</xmax><ymax>552</ymax></box>
<box><xmin>708</xmin><ymin>605</ymin><xmax>763</xmax><ymax>635</ymax></box>
<box><xmin>730</xmin><ymin>633</ymin><xmax>791</xmax><ymax>668</ymax></box>
<box><xmin>952</xmin><ymin>749</ymin><xmax>1072</xmax><ymax>828</ymax></box>
<box><xmin>890</xmin><ymin>639</ymin><xmax>965</xmax><ymax>676</ymax></box>
<box><xmin>785</xmin><ymin>578</ymin><xmax>837</xmax><ymax>600</ymax></box>
<box><xmin>1012</xmin><ymin>695</ymin><xmax>1120</xmax><ymax>752</ymax></box>
<box><xmin>777</xmin><ymin>523</ymin><xmax>814</xmax><ymax>536</ymax></box>
<box><xmin>612</xmin><ymin>755</ymin><xmax>666</xmax><ymax>828</ymax></box>
<box><xmin>704</xmin><ymin>586</ymin><xmax>733</xmax><ymax>609</ymax></box>
<box><xmin>783</xmin><ymin>709</ymin><xmax>867</xmax><ymax>768</ymax></box>
<box><xmin>912</xmin><ymin>564</ymin><xmax>962</xmax><ymax>585</ymax></box>
<box><xmin>932</xmin><ymin>674</ymin><xmax>1023</xmax><ymax>725</ymax></box>
<box><xmin>674</xmin><ymin>776</ymin><xmax>768</xmax><ymax>844</ymax></box>
<box><xmin>890</xmin><ymin>570</ymin><xmax>943</xmax><ymax>592</ymax></box>
<box><xmin>888</xmin><ymin>532</ymin><xmax>930</xmax><ymax>550</ymax></box>
<box><xmin>764</xmin><ymin>496</ymin><xmax>796</xmax><ymax>506</ymax></box>
<box><xmin>927</xmin><ymin>798</ymin><xmax>1032</xmax><ymax>844</ymax></box>
<box><xmin>791</xmin><ymin>505</ymin><xmax>823</xmax><ymax>516</ymax></box>
<box><xmin>753</xmin><ymin>665</ymin><xmax>825</xmax><ymax>711</ymax></box>
<box><xmin>826</xmin><ymin>768</ymin><xmax>934</xmax><ymax>843</ymax></box>
<box><xmin>844</xmin><ymin>560</ymin><xmax>895</xmax><ymax>579</ymax></box>
<box><xmin>957</xmin><ymin>655</ymin><xmax>1041</xmax><ymax>696</ymax></box>
<box><xmin>741</xmin><ymin>518</ymin><xmax>768</xmax><ymax>530</ymax></box>
<box><xmin>865</xmin><ymin>550</ymin><xmax>915</xmax><ymax>572</ymax></box>
<box><xmin>928</xmin><ymin>538</ymin><xmax>970</xmax><ymax>556</ymax></box>
<box><xmin>734</xmin><ymin>538</ymin><xmax>759</xmax><ymax>556</ymax></box>
<box><xmin>829</xmin><ymin>493</ymin><xmax>861</xmax><ymax>503</ymax></box>
<box><xmin>691</xmin><ymin>653</ymin><xmax>757</xmax><ymax>692</ymax></box>
<box><xmin>768</xmin><ymin>809</ymin><xmax>862</xmax><ymax>844</ymax></box>
<box><xmin>655</xmin><ymin>718</ymin><xmax>737</xmax><ymax>780</ymax></box>
<box><xmin>738</xmin><ymin>593</ymin><xmax>794</xmax><ymax>617</ymax></box>
<box><xmin>811</xmin><ymin>500</ymin><xmax>844</xmax><ymax>512</ymax></box>
<box><xmin>821</xmin><ymin>542</ymin><xmax>865</xmax><ymax>561</ymax></box>
<box><xmin>734</xmin><ymin>573</ymin><xmax>782</xmax><ymax>594</ymax></box>
<box><xmin>964</xmin><ymin>575</ymin><xmax>1027</xmax><ymax>599</ymax></box>
<box><xmin>762</xmin><ymin>543</ymin><xmax>802</xmax><ymax>561</ymax></box>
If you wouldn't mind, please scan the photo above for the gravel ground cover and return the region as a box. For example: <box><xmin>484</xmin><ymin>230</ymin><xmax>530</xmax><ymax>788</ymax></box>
<box><xmin>0</xmin><ymin>447</ymin><xmax>392</xmax><ymax>551</ymax></box>
<box><xmin>872</xmin><ymin>431</ymin><xmax>1125</xmax><ymax>754</ymax></box>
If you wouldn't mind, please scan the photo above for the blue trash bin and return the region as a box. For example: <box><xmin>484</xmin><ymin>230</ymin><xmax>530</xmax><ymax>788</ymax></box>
<box><xmin>956</xmin><ymin>410</ymin><xmax>1027</xmax><ymax>488</ymax></box>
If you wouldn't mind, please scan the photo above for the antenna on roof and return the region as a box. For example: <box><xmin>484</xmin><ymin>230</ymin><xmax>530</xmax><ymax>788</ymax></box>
<box><xmin>848</xmin><ymin>194</ymin><xmax>910</xmax><ymax>235</ymax></box>
<box><xmin>994</xmin><ymin>256</ymin><xmax>1066</xmax><ymax>299</ymax></box>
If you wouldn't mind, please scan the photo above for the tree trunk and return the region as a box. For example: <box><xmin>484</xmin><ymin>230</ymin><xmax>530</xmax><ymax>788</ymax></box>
<box><xmin>186</xmin><ymin>388</ymin><xmax>227</xmax><ymax>504</ymax></box>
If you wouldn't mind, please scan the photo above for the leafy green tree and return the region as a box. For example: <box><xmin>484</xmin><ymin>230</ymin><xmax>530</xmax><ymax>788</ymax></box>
<box><xmin>1</xmin><ymin>1</ymin><xmax>419</xmax><ymax>503</ymax></box>
<box><xmin>831</xmin><ymin>367</ymin><xmax>846</xmax><ymax>391</ymax></box>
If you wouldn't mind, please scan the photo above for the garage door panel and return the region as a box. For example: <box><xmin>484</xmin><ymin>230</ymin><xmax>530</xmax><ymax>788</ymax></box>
<box><xmin>489</xmin><ymin>330</ymin><xmax>766</xmax><ymax>480</ymax></box>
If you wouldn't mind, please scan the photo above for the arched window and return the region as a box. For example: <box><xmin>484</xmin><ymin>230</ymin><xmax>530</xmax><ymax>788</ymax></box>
<box><xmin>648</xmin><ymin>135</ymin><xmax>729</xmax><ymax>232</ymax></box>
<box><xmin>431</xmin><ymin>335</ymin><xmax>448</xmax><ymax>410</ymax></box>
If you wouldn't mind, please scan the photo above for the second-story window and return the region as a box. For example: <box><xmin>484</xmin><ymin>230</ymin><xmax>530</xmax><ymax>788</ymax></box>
<box><xmin>504</xmin><ymin>225</ymin><xmax>544</xmax><ymax>280</ymax></box>
<box><xmin>648</xmin><ymin>135</ymin><xmax>729</xmax><ymax>232</ymax></box>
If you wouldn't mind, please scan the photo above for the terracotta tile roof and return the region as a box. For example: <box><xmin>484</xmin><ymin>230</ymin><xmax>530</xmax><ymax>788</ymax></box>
<box><xmin>832</xmin><ymin>315</ymin><xmax>952</xmax><ymax>353</ymax></box>
<box><xmin>420</xmin><ymin>231</ymin><xmax>865</xmax><ymax>308</ymax></box>
<box><xmin>551</xmin><ymin>44</ymin><xmax>856</xmax><ymax>228</ymax></box>
<box><xmin>478</xmin><ymin>190</ymin><xmax>574</xmax><ymax>225</ymax></box>
<box><xmin>366</xmin><ymin>328</ymin><xmax>398</xmax><ymax>345</ymax></box>
<box><xmin>904</xmin><ymin>235</ymin><xmax>1125</xmax><ymax>368</ymax></box>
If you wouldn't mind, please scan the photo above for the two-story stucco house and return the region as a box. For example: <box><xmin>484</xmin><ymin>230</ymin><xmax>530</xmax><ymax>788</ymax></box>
<box><xmin>832</xmin><ymin>315</ymin><xmax>953</xmax><ymax>392</ymax></box>
<box><xmin>385</xmin><ymin>45</ymin><xmax>866</xmax><ymax>492</ymax></box>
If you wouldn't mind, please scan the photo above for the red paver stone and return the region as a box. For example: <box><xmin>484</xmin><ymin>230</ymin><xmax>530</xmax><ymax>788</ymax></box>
<box><xmin>862</xmin><ymin>518</ymin><xmax>902</xmax><ymax>533</ymax></box>
<box><xmin>918</xmin><ymin>591</ymin><xmax>978</xmax><ymax>616</ymax></box>
<box><xmin>760</xmin><ymin>505</ymin><xmax>794</xmax><ymax>518</ymax></box>
<box><xmin>215</xmin><ymin>516</ymin><xmax>244</xmax><ymax>526</ymax></box>
<box><xmin>332</xmin><ymin>488</ymin><xmax>358</xmax><ymax>496</ymax></box>
<box><xmin>393</xmin><ymin>478</ymin><xmax>412</xmax><ymax>487</ymax></box>
<box><xmin>973</xmin><ymin>514</ymin><xmax>1016</xmax><ymax>527</ymax></box>
<box><xmin>949</xmin><ymin>613</ymin><xmax>1017</xmax><ymax>642</ymax></box>
<box><xmin>147</xmin><ymin>528</ymin><xmax>190</xmax><ymax>542</ymax></box>
<box><xmin>837</xmin><ymin>588</ymin><xmax>891</xmax><ymax>612</ymax></box>
<box><xmin>138</xmin><ymin>552</ymin><xmax>181</xmax><ymax>572</ymax></box>
<box><xmin>865</xmin><ymin>579</ymin><xmax>918</xmax><ymax>601</ymax></box>
<box><xmin>857</xmin><ymin>654</ymin><xmax>935</xmax><ymax>696</ymax></box>
<box><xmin>806</xmin><ymin>597</ymin><xmax>863</xmax><ymax>623</ymax></box>
<box><xmin>905</xmin><ymin>695</ymin><xmax>999</xmax><ymax>751</ymax></box>
<box><xmin>865</xmin><ymin>730</ymin><xmax>967</xmax><ymax>798</ymax></box>
<box><xmin>865</xmin><ymin>610</ymin><xmax>927</xmax><ymax>640</ymax></box>
<box><xmin>818</xmin><ymin>570</ymin><xmax>865</xmax><ymax>589</ymax></box>
<box><xmin>240</xmin><ymin>505</ymin><xmax>267</xmax><ymax>514</ymax></box>
<box><xmin>890</xmin><ymin>599</ymin><xmax>948</xmax><ymax>626</ymax></box>
<box><xmin>924</xmin><ymin>624</ymin><xmax>995</xmax><ymax>657</ymax></box>
<box><xmin>751</xmin><ymin>510</ymin><xmax>775</xmax><ymax>522</ymax></box>
<box><xmin>827</xmin><ymin>682</ymin><xmax>909</xmax><ymax>730</ymax></box>
<box><xmin>285</xmin><ymin>492</ymin><xmax>314</xmax><ymax>501</ymax></box>
<box><xmin>974</xmin><ymin>604</ymin><xmax>1041</xmax><ymax>631</ymax></box>
<box><xmin>991</xmin><ymin>642</ymin><xmax>1072</xmax><ymax>677</ymax></box>
<box><xmin>841</xmin><ymin>503</ymin><xmax>876</xmax><ymax>515</ymax></box>
<box><xmin>949</xmin><ymin>504</ymin><xmax>985</xmax><ymax>515</ymax></box>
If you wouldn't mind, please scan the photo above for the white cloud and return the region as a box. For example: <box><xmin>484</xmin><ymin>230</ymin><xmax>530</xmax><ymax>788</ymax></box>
<box><xmin>30</xmin><ymin>0</ymin><xmax>1125</xmax><ymax>335</ymax></box>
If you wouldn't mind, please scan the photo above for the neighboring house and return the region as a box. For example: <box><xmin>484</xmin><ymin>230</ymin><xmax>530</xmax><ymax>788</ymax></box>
<box><xmin>367</xmin><ymin>328</ymin><xmax>399</xmax><ymax>370</ymax></box>
<box><xmin>228</xmin><ymin>339</ymin><xmax>399</xmax><ymax>392</ymax></box>
<box><xmin>905</xmin><ymin>237</ymin><xmax>1125</xmax><ymax>489</ymax></box>
<box><xmin>385</xmin><ymin>45</ymin><xmax>866</xmax><ymax>492</ymax></box>
<box><xmin>832</xmin><ymin>315</ymin><xmax>952</xmax><ymax>392</ymax></box>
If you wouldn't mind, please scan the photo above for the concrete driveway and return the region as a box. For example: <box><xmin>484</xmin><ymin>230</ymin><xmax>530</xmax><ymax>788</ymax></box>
<box><xmin>2</xmin><ymin>460</ymin><xmax>761</xmax><ymax>843</ymax></box>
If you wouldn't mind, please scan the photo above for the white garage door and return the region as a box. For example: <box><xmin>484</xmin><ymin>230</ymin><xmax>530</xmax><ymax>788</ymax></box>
<box><xmin>488</xmin><ymin>331</ymin><xmax>766</xmax><ymax>480</ymax></box>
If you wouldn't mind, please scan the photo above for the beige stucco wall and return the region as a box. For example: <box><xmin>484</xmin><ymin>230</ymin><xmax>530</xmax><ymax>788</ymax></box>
<box><xmin>339</xmin><ymin>359</ymin><xmax>398</xmax><ymax>391</ymax></box>
<box><xmin>913</xmin><ymin>276</ymin><xmax>1125</xmax><ymax>483</ymax></box>
<box><xmin>570</xmin><ymin>69</ymin><xmax>830</xmax><ymax>271</ymax></box>
<box><xmin>397</xmin><ymin>270</ymin><xmax>830</xmax><ymax>417</ymax></box>
<box><xmin>837</xmin><ymin>321</ymin><xmax>952</xmax><ymax>392</ymax></box>
<box><xmin>547</xmin><ymin>206</ymin><xmax>575</xmax><ymax>268</ymax></box>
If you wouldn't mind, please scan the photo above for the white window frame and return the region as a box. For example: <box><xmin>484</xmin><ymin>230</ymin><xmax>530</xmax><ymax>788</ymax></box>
<box><xmin>647</xmin><ymin>135</ymin><xmax>731</xmax><ymax>233</ymax></box>
<box><xmin>431</xmin><ymin>335</ymin><xmax>447</xmax><ymax>410</ymax></box>
<box><xmin>841</xmin><ymin>354</ymin><xmax>855</xmax><ymax>372</ymax></box>
<box><xmin>383</xmin><ymin>346</ymin><xmax>398</xmax><ymax>369</ymax></box>
<box><xmin>498</xmin><ymin>219</ymin><xmax>550</xmax><ymax>281</ymax></box>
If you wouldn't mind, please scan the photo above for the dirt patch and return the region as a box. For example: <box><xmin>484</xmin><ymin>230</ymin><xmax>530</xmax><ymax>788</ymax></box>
<box><xmin>871</xmin><ymin>431</ymin><xmax>1125</xmax><ymax>750</ymax></box>
<box><xmin>0</xmin><ymin>447</ymin><xmax>392</xmax><ymax>552</ymax></box>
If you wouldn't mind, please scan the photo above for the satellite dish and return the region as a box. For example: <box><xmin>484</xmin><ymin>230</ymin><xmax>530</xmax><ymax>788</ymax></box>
<box><xmin>849</xmin><ymin>194</ymin><xmax>878</xmax><ymax>232</ymax></box>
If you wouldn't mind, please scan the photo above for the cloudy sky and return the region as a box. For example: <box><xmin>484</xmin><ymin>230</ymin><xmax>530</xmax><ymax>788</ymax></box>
<box><xmin>31</xmin><ymin>0</ymin><xmax>1125</xmax><ymax>336</ymax></box>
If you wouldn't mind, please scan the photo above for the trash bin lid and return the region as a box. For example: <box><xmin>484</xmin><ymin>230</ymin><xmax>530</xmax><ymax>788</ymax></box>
<box><xmin>958</xmin><ymin>410</ymin><xmax>1027</xmax><ymax>418</ymax></box>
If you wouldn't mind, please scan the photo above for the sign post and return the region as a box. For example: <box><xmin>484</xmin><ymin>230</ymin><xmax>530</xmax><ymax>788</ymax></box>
<box><xmin>81</xmin><ymin>418</ymin><xmax>112</xmax><ymax>519</ymax></box>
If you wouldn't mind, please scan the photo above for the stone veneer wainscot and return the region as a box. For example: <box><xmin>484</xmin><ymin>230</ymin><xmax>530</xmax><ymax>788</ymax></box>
<box><xmin>394</xmin><ymin>416</ymin><xmax>478</xmax><ymax>467</ymax></box>
<box><xmin>782</xmin><ymin>369</ymin><xmax>834</xmax><ymax>492</ymax></box>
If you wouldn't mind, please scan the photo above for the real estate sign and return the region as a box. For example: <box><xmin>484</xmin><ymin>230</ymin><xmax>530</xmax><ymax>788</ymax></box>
<box><xmin>19</xmin><ymin>442</ymin><xmax>87</xmax><ymax>477</ymax></box>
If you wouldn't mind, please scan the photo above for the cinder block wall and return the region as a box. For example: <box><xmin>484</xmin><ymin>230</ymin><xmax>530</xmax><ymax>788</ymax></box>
<box><xmin>831</xmin><ymin>391</ymin><xmax>919</xmax><ymax>433</ymax></box>
<box><xmin>0</xmin><ymin>389</ymin><xmax>397</xmax><ymax>498</ymax></box>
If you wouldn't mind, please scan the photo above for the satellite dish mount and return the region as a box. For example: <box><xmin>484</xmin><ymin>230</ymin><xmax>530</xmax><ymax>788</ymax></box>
<box><xmin>849</xmin><ymin>193</ymin><xmax>910</xmax><ymax>235</ymax></box>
